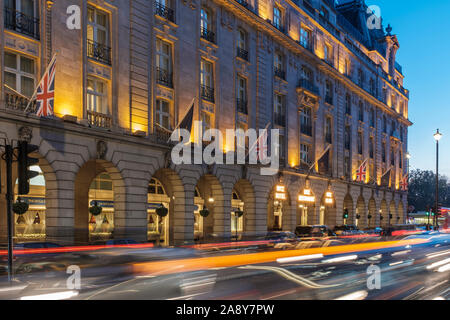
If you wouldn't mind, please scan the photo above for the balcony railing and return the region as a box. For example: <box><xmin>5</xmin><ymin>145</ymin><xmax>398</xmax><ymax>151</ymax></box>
<box><xmin>154</xmin><ymin>1</ymin><xmax>175</xmax><ymax>23</ymax></box>
<box><xmin>235</xmin><ymin>0</ymin><xmax>249</xmax><ymax>8</ymax></box>
<box><xmin>201</xmin><ymin>85</ymin><xmax>215</xmax><ymax>103</ymax></box>
<box><xmin>154</xmin><ymin>124</ymin><xmax>173</xmax><ymax>145</ymax></box>
<box><xmin>156</xmin><ymin>67</ymin><xmax>173</xmax><ymax>88</ymax></box>
<box><xmin>297</xmin><ymin>79</ymin><xmax>319</xmax><ymax>95</ymax></box>
<box><xmin>236</xmin><ymin>99</ymin><xmax>248</xmax><ymax>114</ymax></box>
<box><xmin>87</xmin><ymin>110</ymin><xmax>112</xmax><ymax>129</ymax></box>
<box><xmin>4</xmin><ymin>7</ymin><xmax>40</xmax><ymax>40</ymax></box>
<box><xmin>325</xmin><ymin>95</ymin><xmax>333</xmax><ymax>105</ymax></box>
<box><xmin>274</xmin><ymin>67</ymin><xmax>286</xmax><ymax>80</ymax></box>
<box><xmin>274</xmin><ymin>113</ymin><xmax>286</xmax><ymax>127</ymax></box>
<box><xmin>301</xmin><ymin>124</ymin><xmax>313</xmax><ymax>136</ymax></box>
<box><xmin>87</xmin><ymin>39</ymin><xmax>112</xmax><ymax>65</ymax></box>
<box><xmin>201</xmin><ymin>27</ymin><xmax>216</xmax><ymax>44</ymax></box>
<box><xmin>236</xmin><ymin>47</ymin><xmax>249</xmax><ymax>61</ymax></box>
<box><xmin>4</xmin><ymin>92</ymin><xmax>36</xmax><ymax>113</ymax></box>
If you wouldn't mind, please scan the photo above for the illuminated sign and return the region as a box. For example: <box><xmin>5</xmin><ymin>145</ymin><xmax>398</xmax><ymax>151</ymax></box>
<box><xmin>275</xmin><ymin>193</ymin><xmax>287</xmax><ymax>200</ymax></box>
<box><xmin>298</xmin><ymin>195</ymin><xmax>315</xmax><ymax>203</ymax></box>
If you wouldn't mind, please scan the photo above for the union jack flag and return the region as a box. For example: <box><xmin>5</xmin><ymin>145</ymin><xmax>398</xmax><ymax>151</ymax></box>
<box><xmin>248</xmin><ymin>123</ymin><xmax>271</xmax><ymax>163</ymax></box>
<box><xmin>355</xmin><ymin>160</ymin><xmax>367</xmax><ymax>183</ymax></box>
<box><xmin>34</xmin><ymin>55</ymin><xmax>56</xmax><ymax>117</ymax></box>
<box><xmin>256</xmin><ymin>128</ymin><xmax>268</xmax><ymax>162</ymax></box>
<box><xmin>400</xmin><ymin>174</ymin><xmax>408</xmax><ymax>191</ymax></box>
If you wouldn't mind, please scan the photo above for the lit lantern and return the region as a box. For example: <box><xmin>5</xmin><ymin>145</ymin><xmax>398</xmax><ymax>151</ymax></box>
<box><xmin>275</xmin><ymin>184</ymin><xmax>287</xmax><ymax>201</ymax></box>
<box><xmin>298</xmin><ymin>178</ymin><xmax>316</xmax><ymax>204</ymax></box>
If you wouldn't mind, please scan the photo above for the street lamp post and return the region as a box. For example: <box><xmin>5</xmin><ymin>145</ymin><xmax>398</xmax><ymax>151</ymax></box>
<box><xmin>406</xmin><ymin>152</ymin><xmax>411</xmax><ymax>223</ymax></box>
<box><xmin>434</xmin><ymin>129</ymin><xmax>443</xmax><ymax>230</ymax></box>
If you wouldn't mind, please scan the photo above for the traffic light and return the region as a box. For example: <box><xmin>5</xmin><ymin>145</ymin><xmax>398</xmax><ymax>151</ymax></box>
<box><xmin>17</xmin><ymin>141</ymin><xmax>39</xmax><ymax>195</ymax></box>
<box><xmin>343</xmin><ymin>209</ymin><xmax>349</xmax><ymax>220</ymax></box>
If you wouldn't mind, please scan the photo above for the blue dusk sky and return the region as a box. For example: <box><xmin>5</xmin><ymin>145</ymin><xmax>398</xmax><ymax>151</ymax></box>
<box><xmin>372</xmin><ymin>0</ymin><xmax>450</xmax><ymax>176</ymax></box>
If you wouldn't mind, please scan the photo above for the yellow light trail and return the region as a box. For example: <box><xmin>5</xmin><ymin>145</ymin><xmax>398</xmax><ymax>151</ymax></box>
<box><xmin>132</xmin><ymin>238</ymin><xmax>428</xmax><ymax>276</ymax></box>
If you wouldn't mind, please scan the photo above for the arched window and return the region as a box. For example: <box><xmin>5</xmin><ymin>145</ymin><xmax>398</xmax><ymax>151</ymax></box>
<box><xmin>148</xmin><ymin>178</ymin><xmax>167</xmax><ymax>195</ymax></box>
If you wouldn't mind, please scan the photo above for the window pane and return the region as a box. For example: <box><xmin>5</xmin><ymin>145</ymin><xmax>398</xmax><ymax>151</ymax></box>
<box><xmin>4</xmin><ymin>72</ymin><xmax>17</xmax><ymax>90</ymax></box>
<box><xmin>162</xmin><ymin>101</ymin><xmax>169</xmax><ymax>113</ymax></box>
<box><xmin>87</xmin><ymin>25</ymin><xmax>94</xmax><ymax>42</ymax></box>
<box><xmin>5</xmin><ymin>52</ymin><xmax>17</xmax><ymax>69</ymax></box>
<box><xmin>21</xmin><ymin>77</ymin><xmax>34</xmax><ymax>97</ymax></box>
<box><xmin>97</xmin><ymin>30</ymin><xmax>107</xmax><ymax>45</ymax></box>
<box><xmin>97</xmin><ymin>12</ymin><xmax>107</xmax><ymax>28</ymax></box>
<box><xmin>20</xmin><ymin>56</ymin><xmax>34</xmax><ymax>74</ymax></box>
<box><xmin>21</xmin><ymin>0</ymin><xmax>34</xmax><ymax>17</ymax></box>
<box><xmin>88</xmin><ymin>7</ymin><xmax>95</xmax><ymax>23</ymax></box>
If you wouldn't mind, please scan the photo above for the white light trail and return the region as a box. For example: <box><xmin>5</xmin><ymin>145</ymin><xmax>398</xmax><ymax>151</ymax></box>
<box><xmin>20</xmin><ymin>290</ymin><xmax>79</xmax><ymax>300</ymax></box>
<box><xmin>277</xmin><ymin>254</ymin><xmax>324</xmax><ymax>264</ymax></box>
<box><xmin>335</xmin><ymin>290</ymin><xmax>368</xmax><ymax>300</ymax></box>
<box><xmin>322</xmin><ymin>255</ymin><xmax>358</xmax><ymax>264</ymax></box>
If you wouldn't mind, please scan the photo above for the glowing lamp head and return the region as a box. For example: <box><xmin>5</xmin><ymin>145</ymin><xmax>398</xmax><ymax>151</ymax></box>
<box><xmin>434</xmin><ymin>129</ymin><xmax>443</xmax><ymax>142</ymax></box>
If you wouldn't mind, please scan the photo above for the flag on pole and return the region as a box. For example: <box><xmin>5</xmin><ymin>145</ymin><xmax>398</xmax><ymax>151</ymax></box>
<box><xmin>355</xmin><ymin>159</ymin><xmax>368</xmax><ymax>183</ymax></box>
<box><xmin>168</xmin><ymin>99</ymin><xmax>194</xmax><ymax>143</ymax></box>
<box><xmin>26</xmin><ymin>54</ymin><xmax>57</xmax><ymax>116</ymax></box>
<box><xmin>309</xmin><ymin>144</ymin><xmax>332</xmax><ymax>174</ymax></box>
<box><xmin>248</xmin><ymin>123</ymin><xmax>271</xmax><ymax>162</ymax></box>
<box><xmin>380</xmin><ymin>167</ymin><xmax>392</xmax><ymax>188</ymax></box>
<box><xmin>400</xmin><ymin>173</ymin><xmax>408</xmax><ymax>191</ymax></box>
<box><xmin>175</xmin><ymin>99</ymin><xmax>194</xmax><ymax>132</ymax></box>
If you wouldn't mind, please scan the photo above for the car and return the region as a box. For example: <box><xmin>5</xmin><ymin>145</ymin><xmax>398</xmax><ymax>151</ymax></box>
<box><xmin>295</xmin><ymin>225</ymin><xmax>336</xmax><ymax>238</ymax></box>
<box><xmin>14</xmin><ymin>242</ymin><xmax>63</xmax><ymax>250</ymax></box>
<box><xmin>265</xmin><ymin>231</ymin><xmax>299</xmax><ymax>242</ymax></box>
<box><xmin>333</xmin><ymin>225</ymin><xmax>363</xmax><ymax>236</ymax></box>
<box><xmin>93</xmin><ymin>239</ymin><xmax>140</xmax><ymax>246</ymax></box>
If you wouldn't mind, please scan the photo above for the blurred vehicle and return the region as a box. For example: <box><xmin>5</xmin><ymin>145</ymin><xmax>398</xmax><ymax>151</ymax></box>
<box><xmin>265</xmin><ymin>231</ymin><xmax>298</xmax><ymax>242</ymax></box>
<box><xmin>93</xmin><ymin>239</ymin><xmax>140</xmax><ymax>246</ymax></box>
<box><xmin>333</xmin><ymin>225</ymin><xmax>364</xmax><ymax>236</ymax></box>
<box><xmin>363</xmin><ymin>227</ymin><xmax>384</xmax><ymax>235</ymax></box>
<box><xmin>295</xmin><ymin>225</ymin><xmax>336</xmax><ymax>238</ymax></box>
<box><xmin>382</xmin><ymin>224</ymin><xmax>421</xmax><ymax>236</ymax></box>
<box><xmin>14</xmin><ymin>242</ymin><xmax>63</xmax><ymax>250</ymax></box>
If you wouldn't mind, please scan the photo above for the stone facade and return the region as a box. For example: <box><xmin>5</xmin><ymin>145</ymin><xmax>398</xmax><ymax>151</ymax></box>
<box><xmin>0</xmin><ymin>0</ymin><xmax>410</xmax><ymax>245</ymax></box>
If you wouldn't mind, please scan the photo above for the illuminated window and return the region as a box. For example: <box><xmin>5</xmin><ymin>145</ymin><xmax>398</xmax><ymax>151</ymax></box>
<box><xmin>90</xmin><ymin>173</ymin><xmax>113</xmax><ymax>190</ymax></box>
<box><xmin>155</xmin><ymin>99</ymin><xmax>171</xmax><ymax>130</ymax></box>
<box><xmin>273</xmin><ymin>6</ymin><xmax>283</xmax><ymax>30</ymax></box>
<box><xmin>299</xmin><ymin>27</ymin><xmax>311</xmax><ymax>49</ymax></box>
<box><xmin>148</xmin><ymin>178</ymin><xmax>166</xmax><ymax>195</ymax></box>
<box><xmin>300</xmin><ymin>144</ymin><xmax>310</xmax><ymax>164</ymax></box>
<box><xmin>4</xmin><ymin>51</ymin><xmax>35</xmax><ymax>97</ymax></box>
<box><xmin>87</xmin><ymin>76</ymin><xmax>108</xmax><ymax>114</ymax></box>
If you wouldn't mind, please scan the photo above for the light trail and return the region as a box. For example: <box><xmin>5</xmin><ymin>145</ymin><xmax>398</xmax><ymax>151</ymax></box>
<box><xmin>132</xmin><ymin>238</ymin><xmax>429</xmax><ymax>276</ymax></box>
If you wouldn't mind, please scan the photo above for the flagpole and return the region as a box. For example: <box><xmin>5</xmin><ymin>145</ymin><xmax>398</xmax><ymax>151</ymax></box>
<box><xmin>247</xmin><ymin>122</ymin><xmax>271</xmax><ymax>158</ymax></box>
<box><xmin>308</xmin><ymin>144</ymin><xmax>331</xmax><ymax>172</ymax></box>
<box><xmin>24</xmin><ymin>53</ymin><xmax>58</xmax><ymax>113</ymax></box>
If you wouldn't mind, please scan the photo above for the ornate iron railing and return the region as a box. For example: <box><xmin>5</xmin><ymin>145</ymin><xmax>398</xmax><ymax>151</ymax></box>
<box><xmin>4</xmin><ymin>92</ymin><xmax>36</xmax><ymax>113</ymax></box>
<box><xmin>87</xmin><ymin>110</ymin><xmax>112</xmax><ymax>129</ymax></box>
<box><xmin>201</xmin><ymin>85</ymin><xmax>215</xmax><ymax>103</ymax></box>
<box><xmin>156</xmin><ymin>67</ymin><xmax>173</xmax><ymax>88</ymax></box>
<box><xmin>154</xmin><ymin>1</ymin><xmax>175</xmax><ymax>22</ymax></box>
<box><xmin>201</xmin><ymin>27</ymin><xmax>215</xmax><ymax>43</ymax></box>
<box><xmin>4</xmin><ymin>7</ymin><xmax>40</xmax><ymax>40</ymax></box>
<box><xmin>87</xmin><ymin>39</ymin><xmax>112</xmax><ymax>65</ymax></box>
